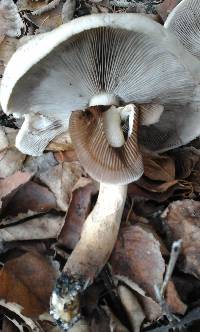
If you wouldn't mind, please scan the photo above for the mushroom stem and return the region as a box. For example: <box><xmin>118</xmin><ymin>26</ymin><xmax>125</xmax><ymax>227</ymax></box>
<box><xmin>103</xmin><ymin>106</ymin><xmax>125</xmax><ymax>147</ymax></box>
<box><xmin>50</xmin><ymin>183</ymin><xmax>127</xmax><ymax>331</ymax></box>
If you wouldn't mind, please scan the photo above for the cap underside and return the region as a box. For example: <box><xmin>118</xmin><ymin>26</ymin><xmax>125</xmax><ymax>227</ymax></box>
<box><xmin>69</xmin><ymin>106</ymin><xmax>143</xmax><ymax>185</ymax></box>
<box><xmin>7</xmin><ymin>26</ymin><xmax>194</xmax><ymax>120</ymax></box>
<box><xmin>165</xmin><ymin>0</ymin><xmax>200</xmax><ymax>58</ymax></box>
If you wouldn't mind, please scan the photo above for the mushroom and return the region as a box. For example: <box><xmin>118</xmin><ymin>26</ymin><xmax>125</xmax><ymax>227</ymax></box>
<box><xmin>1</xmin><ymin>13</ymin><xmax>200</xmax><ymax>331</ymax></box>
<box><xmin>139</xmin><ymin>0</ymin><xmax>200</xmax><ymax>153</ymax></box>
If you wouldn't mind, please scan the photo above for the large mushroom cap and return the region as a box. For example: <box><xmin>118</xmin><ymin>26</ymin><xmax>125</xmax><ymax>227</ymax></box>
<box><xmin>0</xmin><ymin>13</ymin><xmax>198</xmax><ymax>117</ymax></box>
<box><xmin>0</xmin><ymin>13</ymin><xmax>200</xmax><ymax>184</ymax></box>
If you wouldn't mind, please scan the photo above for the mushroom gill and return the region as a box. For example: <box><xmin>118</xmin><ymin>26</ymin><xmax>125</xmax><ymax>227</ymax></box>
<box><xmin>69</xmin><ymin>105</ymin><xmax>143</xmax><ymax>185</ymax></box>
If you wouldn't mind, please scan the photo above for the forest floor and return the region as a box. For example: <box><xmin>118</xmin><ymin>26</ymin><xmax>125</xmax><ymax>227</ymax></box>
<box><xmin>0</xmin><ymin>0</ymin><xmax>200</xmax><ymax>331</ymax></box>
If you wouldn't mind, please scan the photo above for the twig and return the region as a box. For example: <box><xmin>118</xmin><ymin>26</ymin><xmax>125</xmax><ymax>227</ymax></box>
<box><xmin>161</xmin><ymin>239</ymin><xmax>182</xmax><ymax>296</ymax></box>
<box><xmin>154</xmin><ymin>240</ymin><xmax>182</xmax><ymax>324</ymax></box>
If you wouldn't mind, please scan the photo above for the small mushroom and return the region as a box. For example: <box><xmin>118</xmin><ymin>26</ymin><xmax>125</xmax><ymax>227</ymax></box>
<box><xmin>1</xmin><ymin>13</ymin><xmax>200</xmax><ymax>331</ymax></box>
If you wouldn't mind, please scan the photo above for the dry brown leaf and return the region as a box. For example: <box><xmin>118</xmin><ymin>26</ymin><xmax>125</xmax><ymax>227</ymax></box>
<box><xmin>162</xmin><ymin>200</ymin><xmax>200</xmax><ymax>279</ymax></box>
<box><xmin>143</xmin><ymin>154</ymin><xmax>175</xmax><ymax>182</ymax></box>
<box><xmin>172</xmin><ymin>147</ymin><xmax>200</xmax><ymax>179</ymax></box>
<box><xmin>58</xmin><ymin>179</ymin><xmax>98</xmax><ymax>249</ymax></box>
<box><xmin>189</xmin><ymin>170</ymin><xmax>200</xmax><ymax>193</ymax></box>
<box><xmin>0</xmin><ymin>214</ymin><xmax>64</xmax><ymax>242</ymax></box>
<box><xmin>0</xmin><ymin>251</ymin><xmax>58</xmax><ymax>318</ymax></box>
<box><xmin>111</xmin><ymin>225</ymin><xmax>165</xmax><ymax>300</ymax></box>
<box><xmin>128</xmin><ymin>177</ymin><xmax>193</xmax><ymax>203</ymax></box>
<box><xmin>38</xmin><ymin>162</ymin><xmax>83</xmax><ymax>211</ymax></box>
<box><xmin>165</xmin><ymin>281</ymin><xmax>187</xmax><ymax>315</ymax></box>
<box><xmin>29</xmin><ymin>1</ymin><xmax>63</xmax><ymax>32</ymax></box>
<box><xmin>0</xmin><ymin>171</ymin><xmax>33</xmax><ymax>211</ymax></box>
<box><xmin>3</xmin><ymin>181</ymin><xmax>57</xmax><ymax>217</ymax></box>
<box><xmin>118</xmin><ymin>285</ymin><xmax>145</xmax><ymax>332</ymax></box>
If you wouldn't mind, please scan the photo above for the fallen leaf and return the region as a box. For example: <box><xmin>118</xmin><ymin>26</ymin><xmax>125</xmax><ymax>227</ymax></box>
<box><xmin>172</xmin><ymin>147</ymin><xmax>200</xmax><ymax>179</ymax></box>
<box><xmin>58</xmin><ymin>179</ymin><xmax>98</xmax><ymax>250</ymax></box>
<box><xmin>143</xmin><ymin>154</ymin><xmax>175</xmax><ymax>182</ymax></box>
<box><xmin>0</xmin><ymin>251</ymin><xmax>58</xmax><ymax>318</ymax></box>
<box><xmin>118</xmin><ymin>284</ymin><xmax>145</xmax><ymax>332</ymax></box>
<box><xmin>0</xmin><ymin>171</ymin><xmax>33</xmax><ymax>211</ymax></box>
<box><xmin>0</xmin><ymin>214</ymin><xmax>64</xmax><ymax>242</ymax></box>
<box><xmin>162</xmin><ymin>199</ymin><xmax>200</xmax><ymax>279</ymax></box>
<box><xmin>128</xmin><ymin>178</ymin><xmax>193</xmax><ymax>203</ymax></box>
<box><xmin>111</xmin><ymin>225</ymin><xmax>165</xmax><ymax>300</ymax></box>
<box><xmin>38</xmin><ymin>162</ymin><xmax>83</xmax><ymax>211</ymax></box>
<box><xmin>165</xmin><ymin>281</ymin><xmax>187</xmax><ymax>315</ymax></box>
<box><xmin>3</xmin><ymin>181</ymin><xmax>57</xmax><ymax>217</ymax></box>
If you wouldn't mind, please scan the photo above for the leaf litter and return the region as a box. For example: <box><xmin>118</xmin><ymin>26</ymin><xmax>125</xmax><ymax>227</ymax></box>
<box><xmin>0</xmin><ymin>0</ymin><xmax>200</xmax><ymax>332</ymax></box>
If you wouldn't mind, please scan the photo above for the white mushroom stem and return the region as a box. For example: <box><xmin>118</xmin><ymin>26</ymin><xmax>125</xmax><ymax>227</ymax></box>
<box><xmin>51</xmin><ymin>96</ymin><xmax>130</xmax><ymax>331</ymax></box>
<box><xmin>64</xmin><ymin>183</ymin><xmax>127</xmax><ymax>278</ymax></box>
<box><xmin>103</xmin><ymin>106</ymin><xmax>125</xmax><ymax>147</ymax></box>
<box><xmin>51</xmin><ymin>183</ymin><xmax>127</xmax><ymax>331</ymax></box>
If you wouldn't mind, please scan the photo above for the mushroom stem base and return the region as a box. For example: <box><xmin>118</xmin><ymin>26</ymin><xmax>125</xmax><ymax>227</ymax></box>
<box><xmin>50</xmin><ymin>183</ymin><xmax>127</xmax><ymax>330</ymax></box>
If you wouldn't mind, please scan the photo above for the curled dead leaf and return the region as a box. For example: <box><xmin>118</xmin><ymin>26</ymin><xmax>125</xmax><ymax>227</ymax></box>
<box><xmin>143</xmin><ymin>154</ymin><xmax>175</xmax><ymax>182</ymax></box>
<box><xmin>58</xmin><ymin>178</ymin><xmax>98</xmax><ymax>250</ymax></box>
<box><xmin>111</xmin><ymin>225</ymin><xmax>165</xmax><ymax>300</ymax></box>
<box><xmin>0</xmin><ymin>252</ymin><xmax>58</xmax><ymax>318</ymax></box>
<box><xmin>0</xmin><ymin>214</ymin><xmax>64</xmax><ymax>242</ymax></box>
<box><xmin>0</xmin><ymin>171</ymin><xmax>33</xmax><ymax>212</ymax></box>
<box><xmin>2</xmin><ymin>181</ymin><xmax>57</xmax><ymax>217</ymax></box>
